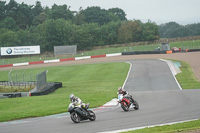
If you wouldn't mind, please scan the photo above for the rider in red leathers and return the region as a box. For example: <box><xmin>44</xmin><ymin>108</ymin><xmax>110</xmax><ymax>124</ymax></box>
<box><xmin>118</xmin><ymin>87</ymin><xmax>134</xmax><ymax>103</ymax></box>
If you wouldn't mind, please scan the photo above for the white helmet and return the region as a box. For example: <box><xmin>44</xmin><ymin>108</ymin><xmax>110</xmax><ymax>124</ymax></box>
<box><xmin>118</xmin><ymin>87</ymin><xmax>123</xmax><ymax>94</ymax></box>
<box><xmin>69</xmin><ymin>94</ymin><xmax>75</xmax><ymax>101</ymax></box>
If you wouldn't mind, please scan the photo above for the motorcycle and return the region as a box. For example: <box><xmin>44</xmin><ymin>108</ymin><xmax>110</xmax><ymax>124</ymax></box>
<box><xmin>118</xmin><ymin>94</ymin><xmax>139</xmax><ymax>111</ymax></box>
<box><xmin>68</xmin><ymin>103</ymin><xmax>96</xmax><ymax>123</ymax></box>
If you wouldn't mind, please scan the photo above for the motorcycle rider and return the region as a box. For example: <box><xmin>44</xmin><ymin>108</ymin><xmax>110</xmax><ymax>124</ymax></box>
<box><xmin>69</xmin><ymin>94</ymin><xmax>87</xmax><ymax>109</ymax></box>
<box><xmin>69</xmin><ymin>94</ymin><xmax>90</xmax><ymax>117</ymax></box>
<box><xmin>118</xmin><ymin>87</ymin><xmax>135</xmax><ymax>103</ymax></box>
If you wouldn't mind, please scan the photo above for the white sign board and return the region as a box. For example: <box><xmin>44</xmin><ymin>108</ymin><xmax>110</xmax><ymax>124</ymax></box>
<box><xmin>1</xmin><ymin>46</ymin><xmax>40</xmax><ymax>56</ymax></box>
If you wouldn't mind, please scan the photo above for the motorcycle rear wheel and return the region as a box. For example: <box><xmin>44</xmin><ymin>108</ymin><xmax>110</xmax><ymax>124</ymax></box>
<box><xmin>121</xmin><ymin>102</ymin><xmax>129</xmax><ymax>111</ymax></box>
<box><xmin>88</xmin><ymin>110</ymin><xmax>96</xmax><ymax>121</ymax></box>
<box><xmin>71</xmin><ymin>112</ymin><xmax>80</xmax><ymax>123</ymax></box>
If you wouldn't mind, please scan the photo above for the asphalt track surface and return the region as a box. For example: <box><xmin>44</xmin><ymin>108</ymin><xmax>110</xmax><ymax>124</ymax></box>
<box><xmin>1</xmin><ymin>59</ymin><xmax>200</xmax><ymax>133</ymax></box>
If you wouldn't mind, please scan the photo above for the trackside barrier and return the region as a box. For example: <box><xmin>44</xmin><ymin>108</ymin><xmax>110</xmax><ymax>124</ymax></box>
<box><xmin>1</xmin><ymin>50</ymin><xmax>200</xmax><ymax>68</ymax></box>
<box><xmin>0</xmin><ymin>64</ymin><xmax>13</xmax><ymax>68</ymax></box>
<box><xmin>75</xmin><ymin>56</ymin><xmax>91</xmax><ymax>60</ymax></box>
<box><xmin>106</xmin><ymin>53</ymin><xmax>122</xmax><ymax>57</ymax></box>
<box><xmin>122</xmin><ymin>51</ymin><xmax>164</xmax><ymax>55</ymax></box>
<box><xmin>13</xmin><ymin>62</ymin><xmax>29</xmax><ymax>67</ymax></box>
<box><xmin>166</xmin><ymin>51</ymin><xmax>172</xmax><ymax>54</ymax></box>
<box><xmin>44</xmin><ymin>59</ymin><xmax>60</xmax><ymax>63</ymax></box>
<box><xmin>29</xmin><ymin>61</ymin><xmax>44</xmax><ymax>65</ymax></box>
<box><xmin>60</xmin><ymin>58</ymin><xmax>75</xmax><ymax>62</ymax></box>
<box><xmin>30</xmin><ymin>82</ymin><xmax>62</xmax><ymax>96</ymax></box>
<box><xmin>91</xmin><ymin>55</ymin><xmax>106</xmax><ymax>58</ymax></box>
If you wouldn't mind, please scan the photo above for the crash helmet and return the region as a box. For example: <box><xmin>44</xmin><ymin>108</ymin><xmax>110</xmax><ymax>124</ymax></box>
<box><xmin>118</xmin><ymin>87</ymin><xmax>123</xmax><ymax>94</ymax></box>
<box><xmin>69</xmin><ymin>94</ymin><xmax>75</xmax><ymax>101</ymax></box>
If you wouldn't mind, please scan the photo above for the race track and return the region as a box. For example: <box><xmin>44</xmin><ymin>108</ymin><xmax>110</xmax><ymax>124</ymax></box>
<box><xmin>1</xmin><ymin>59</ymin><xmax>200</xmax><ymax>133</ymax></box>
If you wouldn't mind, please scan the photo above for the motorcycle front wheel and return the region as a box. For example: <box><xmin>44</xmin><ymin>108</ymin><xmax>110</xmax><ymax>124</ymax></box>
<box><xmin>88</xmin><ymin>110</ymin><xmax>96</xmax><ymax>121</ymax></box>
<box><xmin>133</xmin><ymin>100</ymin><xmax>139</xmax><ymax>110</ymax></box>
<box><xmin>70</xmin><ymin>112</ymin><xmax>80</xmax><ymax>123</ymax></box>
<box><xmin>121</xmin><ymin>102</ymin><xmax>129</xmax><ymax>111</ymax></box>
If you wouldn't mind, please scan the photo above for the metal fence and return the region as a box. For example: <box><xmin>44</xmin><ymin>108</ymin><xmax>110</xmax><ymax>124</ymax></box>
<box><xmin>0</xmin><ymin>69</ymin><xmax>47</xmax><ymax>90</ymax></box>
<box><xmin>54</xmin><ymin>45</ymin><xmax>77</xmax><ymax>56</ymax></box>
<box><xmin>36</xmin><ymin>70</ymin><xmax>47</xmax><ymax>91</ymax></box>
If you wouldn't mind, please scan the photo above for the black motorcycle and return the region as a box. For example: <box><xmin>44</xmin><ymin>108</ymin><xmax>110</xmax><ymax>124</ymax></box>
<box><xmin>68</xmin><ymin>103</ymin><xmax>96</xmax><ymax>123</ymax></box>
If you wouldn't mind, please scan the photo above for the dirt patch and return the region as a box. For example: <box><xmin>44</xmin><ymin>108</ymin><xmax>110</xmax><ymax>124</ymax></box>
<box><xmin>1</xmin><ymin>52</ymin><xmax>200</xmax><ymax>81</ymax></box>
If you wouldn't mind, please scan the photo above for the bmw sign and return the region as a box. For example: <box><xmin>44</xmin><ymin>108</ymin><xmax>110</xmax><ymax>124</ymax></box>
<box><xmin>6</xmin><ymin>48</ymin><xmax>12</xmax><ymax>54</ymax></box>
<box><xmin>1</xmin><ymin>46</ymin><xmax>40</xmax><ymax>56</ymax></box>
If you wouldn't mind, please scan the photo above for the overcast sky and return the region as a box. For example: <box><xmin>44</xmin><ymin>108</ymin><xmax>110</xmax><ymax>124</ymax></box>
<box><xmin>4</xmin><ymin>0</ymin><xmax>200</xmax><ymax>25</ymax></box>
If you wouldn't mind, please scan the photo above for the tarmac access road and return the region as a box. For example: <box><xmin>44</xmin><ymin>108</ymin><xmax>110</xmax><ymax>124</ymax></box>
<box><xmin>1</xmin><ymin>59</ymin><xmax>200</xmax><ymax>133</ymax></box>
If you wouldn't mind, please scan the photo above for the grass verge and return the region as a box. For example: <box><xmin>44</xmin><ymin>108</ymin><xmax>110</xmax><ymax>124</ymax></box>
<box><xmin>0</xmin><ymin>62</ymin><xmax>130</xmax><ymax>122</ymax></box>
<box><xmin>123</xmin><ymin>119</ymin><xmax>200</xmax><ymax>133</ymax></box>
<box><xmin>174</xmin><ymin>60</ymin><xmax>200</xmax><ymax>89</ymax></box>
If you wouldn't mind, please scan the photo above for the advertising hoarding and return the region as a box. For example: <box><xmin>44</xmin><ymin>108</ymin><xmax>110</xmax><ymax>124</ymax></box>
<box><xmin>1</xmin><ymin>46</ymin><xmax>40</xmax><ymax>56</ymax></box>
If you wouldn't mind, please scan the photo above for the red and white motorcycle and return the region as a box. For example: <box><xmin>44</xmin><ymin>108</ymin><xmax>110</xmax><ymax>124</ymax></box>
<box><xmin>118</xmin><ymin>94</ymin><xmax>139</xmax><ymax>111</ymax></box>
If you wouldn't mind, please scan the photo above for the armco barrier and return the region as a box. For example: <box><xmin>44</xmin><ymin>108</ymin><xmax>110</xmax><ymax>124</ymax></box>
<box><xmin>188</xmin><ymin>49</ymin><xmax>200</xmax><ymax>52</ymax></box>
<box><xmin>122</xmin><ymin>51</ymin><xmax>164</xmax><ymax>55</ymax></box>
<box><xmin>0</xmin><ymin>82</ymin><xmax>62</xmax><ymax>98</ymax></box>
<box><xmin>30</xmin><ymin>82</ymin><xmax>62</xmax><ymax>96</ymax></box>
<box><xmin>0</xmin><ymin>92</ymin><xmax>29</xmax><ymax>99</ymax></box>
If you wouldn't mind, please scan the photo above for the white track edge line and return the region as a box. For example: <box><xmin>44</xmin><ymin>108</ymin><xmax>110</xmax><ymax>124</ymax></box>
<box><xmin>159</xmin><ymin>59</ymin><xmax>182</xmax><ymax>90</ymax></box>
<box><xmin>122</xmin><ymin>62</ymin><xmax>132</xmax><ymax>89</ymax></box>
<box><xmin>98</xmin><ymin>119</ymin><xmax>199</xmax><ymax>133</ymax></box>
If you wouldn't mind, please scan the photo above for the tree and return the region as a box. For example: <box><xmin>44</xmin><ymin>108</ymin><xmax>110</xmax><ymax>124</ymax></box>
<box><xmin>142</xmin><ymin>21</ymin><xmax>159</xmax><ymax>41</ymax></box>
<box><xmin>186</xmin><ymin>23</ymin><xmax>200</xmax><ymax>36</ymax></box>
<box><xmin>0</xmin><ymin>17</ymin><xmax>18</xmax><ymax>30</ymax></box>
<box><xmin>117</xmin><ymin>20</ymin><xmax>143</xmax><ymax>43</ymax></box>
<box><xmin>32</xmin><ymin>1</ymin><xmax>43</xmax><ymax>16</ymax></box>
<box><xmin>0</xmin><ymin>1</ymin><xmax>6</xmax><ymax>20</ymax></box>
<box><xmin>5</xmin><ymin>0</ymin><xmax>18</xmax><ymax>20</ymax></box>
<box><xmin>73</xmin><ymin>7</ymin><xmax>85</xmax><ymax>25</ymax></box>
<box><xmin>0</xmin><ymin>29</ymin><xmax>20</xmax><ymax>47</ymax></box>
<box><xmin>43</xmin><ymin>19</ymin><xmax>76</xmax><ymax>51</ymax></box>
<box><xmin>83</xmin><ymin>6</ymin><xmax>111</xmax><ymax>25</ymax></box>
<box><xmin>74</xmin><ymin>23</ymin><xmax>97</xmax><ymax>50</ymax></box>
<box><xmin>16</xmin><ymin>30</ymin><xmax>41</xmax><ymax>46</ymax></box>
<box><xmin>16</xmin><ymin>2</ymin><xmax>34</xmax><ymax>29</ymax></box>
<box><xmin>33</xmin><ymin>12</ymin><xmax>47</xmax><ymax>25</ymax></box>
<box><xmin>48</xmin><ymin>4</ymin><xmax>73</xmax><ymax>20</ymax></box>
<box><xmin>159</xmin><ymin>22</ymin><xmax>190</xmax><ymax>38</ymax></box>
<box><xmin>108</xmin><ymin>8</ymin><xmax>127</xmax><ymax>21</ymax></box>
<box><xmin>99</xmin><ymin>21</ymin><xmax>120</xmax><ymax>45</ymax></box>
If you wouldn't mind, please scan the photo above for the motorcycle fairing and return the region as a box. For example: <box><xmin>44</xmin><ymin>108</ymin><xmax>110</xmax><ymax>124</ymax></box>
<box><xmin>122</xmin><ymin>98</ymin><xmax>130</xmax><ymax>106</ymax></box>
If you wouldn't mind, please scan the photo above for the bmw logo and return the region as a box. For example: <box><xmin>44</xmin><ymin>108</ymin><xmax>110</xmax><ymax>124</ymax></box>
<box><xmin>6</xmin><ymin>48</ymin><xmax>12</xmax><ymax>54</ymax></box>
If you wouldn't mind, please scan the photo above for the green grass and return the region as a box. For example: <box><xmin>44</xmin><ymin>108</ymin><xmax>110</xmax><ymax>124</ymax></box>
<box><xmin>175</xmin><ymin>60</ymin><xmax>200</xmax><ymax>89</ymax></box>
<box><xmin>0</xmin><ymin>62</ymin><xmax>130</xmax><ymax>122</ymax></box>
<box><xmin>123</xmin><ymin>119</ymin><xmax>200</xmax><ymax>133</ymax></box>
<box><xmin>170</xmin><ymin>40</ymin><xmax>200</xmax><ymax>50</ymax></box>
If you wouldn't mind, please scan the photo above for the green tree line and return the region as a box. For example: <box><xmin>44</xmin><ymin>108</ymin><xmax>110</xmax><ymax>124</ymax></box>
<box><xmin>159</xmin><ymin>22</ymin><xmax>200</xmax><ymax>38</ymax></box>
<box><xmin>0</xmin><ymin>0</ymin><xmax>159</xmax><ymax>52</ymax></box>
<box><xmin>0</xmin><ymin>0</ymin><xmax>199</xmax><ymax>52</ymax></box>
